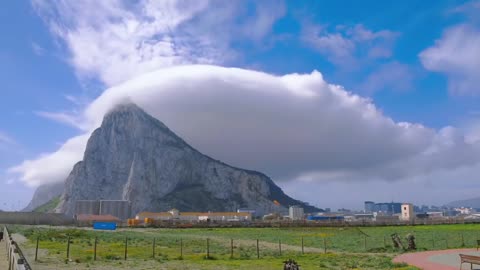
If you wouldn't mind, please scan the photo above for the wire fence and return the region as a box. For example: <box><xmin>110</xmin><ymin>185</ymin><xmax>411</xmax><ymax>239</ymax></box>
<box><xmin>26</xmin><ymin>230</ymin><xmax>480</xmax><ymax>264</ymax></box>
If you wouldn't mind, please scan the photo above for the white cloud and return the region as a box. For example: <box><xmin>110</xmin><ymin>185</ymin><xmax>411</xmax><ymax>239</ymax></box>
<box><xmin>10</xmin><ymin>65</ymin><xmax>480</xmax><ymax>190</ymax></box>
<box><xmin>9</xmin><ymin>134</ymin><xmax>89</xmax><ymax>187</ymax></box>
<box><xmin>360</xmin><ymin>62</ymin><xmax>415</xmax><ymax>93</ymax></box>
<box><xmin>302</xmin><ymin>23</ymin><xmax>399</xmax><ymax>68</ymax></box>
<box><xmin>35</xmin><ymin>111</ymin><xmax>84</xmax><ymax>130</ymax></box>
<box><xmin>31</xmin><ymin>42</ymin><xmax>45</xmax><ymax>56</ymax></box>
<box><xmin>301</xmin><ymin>23</ymin><xmax>412</xmax><ymax>94</ymax></box>
<box><xmin>0</xmin><ymin>131</ymin><xmax>14</xmax><ymax>146</ymax></box>
<box><xmin>22</xmin><ymin>0</ymin><xmax>480</xmax><ymax>207</ymax></box>
<box><xmin>31</xmin><ymin>0</ymin><xmax>285</xmax><ymax>86</ymax></box>
<box><xmin>420</xmin><ymin>24</ymin><xmax>480</xmax><ymax>95</ymax></box>
<box><xmin>280</xmin><ymin>162</ymin><xmax>480</xmax><ymax>209</ymax></box>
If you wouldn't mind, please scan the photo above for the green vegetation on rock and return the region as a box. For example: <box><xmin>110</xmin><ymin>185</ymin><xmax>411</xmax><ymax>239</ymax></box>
<box><xmin>32</xmin><ymin>196</ymin><xmax>60</xmax><ymax>213</ymax></box>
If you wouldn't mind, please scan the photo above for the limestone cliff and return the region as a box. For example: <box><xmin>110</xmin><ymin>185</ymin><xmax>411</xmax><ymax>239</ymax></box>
<box><xmin>56</xmin><ymin>103</ymin><xmax>319</xmax><ymax>216</ymax></box>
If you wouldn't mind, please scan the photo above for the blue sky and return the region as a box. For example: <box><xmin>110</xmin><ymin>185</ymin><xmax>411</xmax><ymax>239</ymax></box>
<box><xmin>1</xmin><ymin>0</ymin><xmax>480</xmax><ymax>210</ymax></box>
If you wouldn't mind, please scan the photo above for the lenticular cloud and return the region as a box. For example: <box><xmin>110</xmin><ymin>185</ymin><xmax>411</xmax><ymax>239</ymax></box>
<box><xmin>9</xmin><ymin>65</ymin><xmax>480</xmax><ymax>187</ymax></box>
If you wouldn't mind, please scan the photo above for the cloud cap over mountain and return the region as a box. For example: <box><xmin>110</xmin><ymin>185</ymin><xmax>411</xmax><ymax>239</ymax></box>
<box><xmin>10</xmin><ymin>65</ymin><xmax>480</xmax><ymax>189</ymax></box>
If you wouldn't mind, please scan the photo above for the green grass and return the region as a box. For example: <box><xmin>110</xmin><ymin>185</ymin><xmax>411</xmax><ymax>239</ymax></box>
<box><xmin>13</xmin><ymin>224</ymin><xmax>480</xmax><ymax>269</ymax></box>
<box><xmin>32</xmin><ymin>196</ymin><xmax>61</xmax><ymax>213</ymax></box>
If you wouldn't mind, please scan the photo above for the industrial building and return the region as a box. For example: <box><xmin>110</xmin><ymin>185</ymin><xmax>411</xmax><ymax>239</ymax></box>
<box><xmin>136</xmin><ymin>209</ymin><xmax>251</xmax><ymax>222</ymax></box>
<box><xmin>364</xmin><ymin>201</ymin><xmax>402</xmax><ymax>214</ymax></box>
<box><xmin>364</xmin><ymin>201</ymin><xmax>375</xmax><ymax>213</ymax></box>
<box><xmin>75</xmin><ymin>200</ymin><xmax>100</xmax><ymax>216</ymax></box>
<box><xmin>288</xmin><ymin>206</ymin><xmax>304</xmax><ymax>220</ymax></box>
<box><xmin>99</xmin><ymin>200</ymin><xmax>130</xmax><ymax>220</ymax></box>
<box><xmin>401</xmin><ymin>203</ymin><xmax>414</xmax><ymax>221</ymax></box>
<box><xmin>74</xmin><ymin>200</ymin><xmax>130</xmax><ymax>220</ymax></box>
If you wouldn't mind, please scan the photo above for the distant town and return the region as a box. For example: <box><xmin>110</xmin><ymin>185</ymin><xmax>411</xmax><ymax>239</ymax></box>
<box><xmin>66</xmin><ymin>199</ymin><xmax>480</xmax><ymax>226</ymax></box>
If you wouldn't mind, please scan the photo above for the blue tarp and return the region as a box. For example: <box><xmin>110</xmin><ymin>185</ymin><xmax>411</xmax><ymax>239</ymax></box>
<box><xmin>93</xmin><ymin>222</ymin><xmax>117</xmax><ymax>230</ymax></box>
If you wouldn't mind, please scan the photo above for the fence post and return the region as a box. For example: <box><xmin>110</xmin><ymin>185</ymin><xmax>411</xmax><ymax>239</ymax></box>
<box><xmin>323</xmin><ymin>237</ymin><xmax>327</xmax><ymax>254</ymax></box>
<box><xmin>256</xmin><ymin>239</ymin><xmax>260</xmax><ymax>259</ymax></box>
<box><xmin>124</xmin><ymin>237</ymin><xmax>128</xmax><ymax>260</ymax></box>
<box><xmin>383</xmin><ymin>235</ymin><xmax>386</xmax><ymax>248</ymax></box>
<box><xmin>301</xmin><ymin>236</ymin><xmax>304</xmax><ymax>254</ymax></box>
<box><xmin>94</xmin><ymin>237</ymin><xmax>97</xmax><ymax>261</ymax></box>
<box><xmin>35</xmin><ymin>236</ymin><xmax>39</xmax><ymax>262</ymax></box>
<box><xmin>461</xmin><ymin>232</ymin><xmax>465</xmax><ymax>247</ymax></box>
<box><xmin>364</xmin><ymin>235</ymin><xmax>367</xmax><ymax>251</ymax></box>
<box><xmin>66</xmin><ymin>236</ymin><xmax>71</xmax><ymax>261</ymax></box>
<box><xmin>152</xmin><ymin>238</ymin><xmax>156</xmax><ymax>258</ymax></box>
<box><xmin>230</xmin><ymin>239</ymin><xmax>233</xmax><ymax>259</ymax></box>
<box><xmin>206</xmin><ymin>238</ymin><xmax>210</xmax><ymax>259</ymax></box>
<box><xmin>278</xmin><ymin>239</ymin><xmax>282</xmax><ymax>256</ymax></box>
<box><xmin>432</xmin><ymin>233</ymin><xmax>435</xmax><ymax>249</ymax></box>
<box><xmin>180</xmin><ymin>239</ymin><xmax>183</xmax><ymax>259</ymax></box>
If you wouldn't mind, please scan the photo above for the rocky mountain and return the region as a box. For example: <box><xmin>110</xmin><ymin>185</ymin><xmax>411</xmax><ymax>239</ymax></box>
<box><xmin>447</xmin><ymin>197</ymin><xmax>480</xmax><ymax>208</ymax></box>
<box><xmin>56</xmin><ymin>103</ymin><xmax>319</xmax><ymax>217</ymax></box>
<box><xmin>23</xmin><ymin>182</ymin><xmax>64</xmax><ymax>211</ymax></box>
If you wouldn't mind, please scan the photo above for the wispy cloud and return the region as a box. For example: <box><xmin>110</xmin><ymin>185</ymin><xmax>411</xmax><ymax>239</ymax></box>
<box><xmin>419</xmin><ymin>1</ymin><xmax>480</xmax><ymax>95</ymax></box>
<box><xmin>360</xmin><ymin>62</ymin><xmax>415</xmax><ymax>93</ymax></box>
<box><xmin>420</xmin><ymin>24</ymin><xmax>480</xmax><ymax>95</ymax></box>
<box><xmin>31</xmin><ymin>42</ymin><xmax>45</xmax><ymax>56</ymax></box>
<box><xmin>35</xmin><ymin>111</ymin><xmax>83</xmax><ymax>129</ymax></box>
<box><xmin>32</xmin><ymin>0</ymin><xmax>286</xmax><ymax>87</ymax></box>
<box><xmin>0</xmin><ymin>131</ymin><xmax>15</xmax><ymax>146</ymax></box>
<box><xmin>302</xmin><ymin>23</ymin><xmax>399</xmax><ymax>69</ymax></box>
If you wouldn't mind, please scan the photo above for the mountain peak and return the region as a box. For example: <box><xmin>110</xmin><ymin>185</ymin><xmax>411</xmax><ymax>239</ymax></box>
<box><xmin>55</xmin><ymin>102</ymin><xmax>319</xmax><ymax>216</ymax></box>
<box><xmin>102</xmin><ymin>102</ymin><xmax>169</xmax><ymax>131</ymax></box>
<box><xmin>107</xmin><ymin>102</ymin><xmax>145</xmax><ymax>115</ymax></box>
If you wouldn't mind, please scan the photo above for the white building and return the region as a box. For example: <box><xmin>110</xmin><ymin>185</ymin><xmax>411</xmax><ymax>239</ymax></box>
<box><xmin>401</xmin><ymin>203</ymin><xmax>414</xmax><ymax>221</ymax></box>
<box><xmin>289</xmin><ymin>206</ymin><xmax>304</xmax><ymax>220</ymax></box>
<box><xmin>455</xmin><ymin>207</ymin><xmax>474</xmax><ymax>215</ymax></box>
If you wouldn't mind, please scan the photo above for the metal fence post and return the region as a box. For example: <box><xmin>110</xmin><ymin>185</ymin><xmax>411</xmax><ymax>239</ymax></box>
<box><xmin>152</xmin><ymin>238</ymin><xmax>156</xmax><ymax>258</ymax></box>
<box><xmin>324</xmin><ymin>237</ymin><xmax>327</xmax><ymax>254</ymax></box>
<box><xmin>35</xmin><ymin>236</ymin><xmax>39</xmax><ymax>262</ymax></box>
<box><xmin>206</xmin><ymin>238</ymin><xmax>210</xmax><ymax>259</ymax></box>
<box><xmin>256</xmin><ymin>239</ymin><xmax>260</xmax><ymax>259</ymax></box>
<box><xmin>278</xmin><ymin>239</ymin><xmax>282</xmax><ymax>256</ymax></box>
<box><xmin>94</xmin><ymin>237</ymin><xmax>97</xmax><ymax>261</ymax></box>
<box><xmin>66</xmin><ymin>236</ymin><xmax>71</xmax><ymax>261</ymax></box>
<box><xmin>301</xmin><ymin>236</ymin><xmax>304</xmax><ymax>254</ymax></box>
<box><xmin>180</xmin><ymin>239</ymin><xmax>183</xmax><ymax>259</ymax></box>
<box><xmin>432</xmin><ymin>233</ymin><xmax>435</xmax><ymax>248</ymax></box>
<box><xmin>124</xmin><ymin>237</ymin><xmax>128</xmax><ymax>261</ymax></box>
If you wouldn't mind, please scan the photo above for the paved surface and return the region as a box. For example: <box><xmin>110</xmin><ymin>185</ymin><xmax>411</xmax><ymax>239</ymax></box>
<box><xmin>394</xmin><ymin>249</ymin><xmax>480</xmax><ymax>270</ymax></box>
<box><xmin>0</xmin><ymin>240</ymin><xmax>9</xmax><ymax>270</ymax></box>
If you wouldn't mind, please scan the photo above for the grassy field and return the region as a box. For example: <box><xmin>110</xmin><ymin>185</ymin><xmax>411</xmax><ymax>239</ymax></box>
<box><xmin>10</xmin><ymin>223</ymin><xmax>480</xmax><ymax>269</ymax></box>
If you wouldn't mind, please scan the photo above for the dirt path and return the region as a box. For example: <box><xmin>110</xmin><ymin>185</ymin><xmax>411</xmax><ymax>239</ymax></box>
<box><xmin>394</xmin><ymin>248</ymin><xmax>479</xmax><ymax>270</ymax></box>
